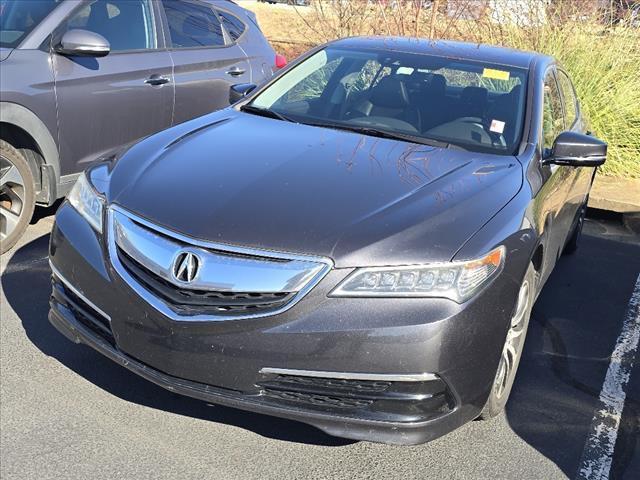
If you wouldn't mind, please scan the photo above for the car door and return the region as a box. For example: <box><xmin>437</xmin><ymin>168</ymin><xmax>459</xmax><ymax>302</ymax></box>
<box><xmin>51</xmin><ymin>0</ymin><xmax>174</xmax><ymax>177</ymax></box>
<box><xmin>556</xmin><ymin>68</ymin><xmax>594</xmax><ymax>226</ymax></box>
<box><xmin>159</xmin><ymin>0</ymin><xmax>252</xmax><ymax>125</ymax></box>
<box><xmin>538</xmin><ymin>68</ymin><xmax>578</xmax><ymax>275</ymax></box>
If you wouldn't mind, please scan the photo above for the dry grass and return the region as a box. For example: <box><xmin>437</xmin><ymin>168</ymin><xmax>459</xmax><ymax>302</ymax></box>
<box><xmin>242</xmin><ymin>1</ymin><xmax>317</xmax><ymax>58</ymax></box>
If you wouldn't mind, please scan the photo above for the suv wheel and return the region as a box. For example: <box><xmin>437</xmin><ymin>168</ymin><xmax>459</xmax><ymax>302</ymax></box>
<box><xmin>479</xmin><ymin>263</ymin><xmax>535</xmax><ymax>419</ymax></box>
<box><xmin>0</xmin><ymin>140</ymin><xmax>36</xmax><ymax>254</ymax></box>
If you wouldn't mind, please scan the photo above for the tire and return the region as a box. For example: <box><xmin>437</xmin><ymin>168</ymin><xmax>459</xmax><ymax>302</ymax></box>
<box><xmin>479</xmin><ymin>263</ymin><xmax>536</xmax><ymax>419</ymax></box>
<box><xmin>563</xmin><ymin>201</ymin><xmax>587</xmax><ymax>255</ymax></box>
<box><xmin>0</xmin><ymin>140</ymin><xmax>36</xmax><ymax>255</ymax></box>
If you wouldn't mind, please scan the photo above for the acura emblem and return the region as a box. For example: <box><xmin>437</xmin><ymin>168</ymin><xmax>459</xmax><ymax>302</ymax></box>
<box><xmin>173</xmin><ymin>251</ymin><xmax>200</xmax><ymax>283</ymax></box>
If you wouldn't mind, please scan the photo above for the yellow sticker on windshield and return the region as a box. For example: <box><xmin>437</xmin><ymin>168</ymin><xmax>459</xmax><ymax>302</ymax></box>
<box><xmin>483</xmin><ymin>68</ymin><xmax>510</xmax><ymax>81</ymax></box>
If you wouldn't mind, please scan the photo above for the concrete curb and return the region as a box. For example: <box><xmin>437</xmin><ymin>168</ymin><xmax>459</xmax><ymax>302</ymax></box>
<box><xmin>588</xmin><ymin>176</ymin><xmax>640</xmax><ymax>234</ymax></box>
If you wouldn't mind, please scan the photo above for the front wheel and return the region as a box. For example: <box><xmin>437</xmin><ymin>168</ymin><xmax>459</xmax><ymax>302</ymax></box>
<box><xmin>0</xmin><ymin>140</ymin><xmax>36</xmax><ymax>254</ymax></box>
<box><xmin>479</xmin><ymin>263</ymin><xmax>536</xmax><ymax>419</ymax></box>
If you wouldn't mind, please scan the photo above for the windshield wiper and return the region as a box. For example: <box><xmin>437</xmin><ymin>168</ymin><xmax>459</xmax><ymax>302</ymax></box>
<box><xmin>310</xmin><ymin>123</ymin><xmax>457</xmax><ymax>149</ymax></box>
<box><xmin>240</xmin><ymin>105</ymin><xmax>295</xmax><ymax>123</ymax></box>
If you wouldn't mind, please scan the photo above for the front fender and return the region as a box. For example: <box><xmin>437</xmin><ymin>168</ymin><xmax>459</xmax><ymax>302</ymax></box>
<box><xmin>453</xmin><ymin>186</ymin><xmax>538</xmax><ymax>308</ymax></box>
<box><xmin>0</xmin><ymin>101</ymin><xmax>60</xmax><ymax>183</ymax></box>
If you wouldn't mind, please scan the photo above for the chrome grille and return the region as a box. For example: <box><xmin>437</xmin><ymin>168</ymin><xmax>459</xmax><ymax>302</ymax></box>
<box><xmin>116</xmin><ymin>246</ymin><xmax>296</xmax><ymax>316</ymax></box>
<box><xmin>107</xmin><ymin>206</ymin><xmax>333</xmax><ymax>321</ymax></box>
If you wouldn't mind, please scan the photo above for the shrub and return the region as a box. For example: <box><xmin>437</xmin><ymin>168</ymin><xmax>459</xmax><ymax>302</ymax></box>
<box><xmin>468</xmin><ymin>3</ymin><xmax>640</xmax><ymax>178</ymax></box>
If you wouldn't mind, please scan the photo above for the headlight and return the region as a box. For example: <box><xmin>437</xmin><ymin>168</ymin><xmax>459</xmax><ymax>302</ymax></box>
<box><xmin>67</xmin><ymin>172</ymin><xmax>105</xmax><ymax>233</ymax></box>
<box><xmin>330</xmin><ymin>246</ymin><xmax>505</xmax><ymax>303</ymax></box>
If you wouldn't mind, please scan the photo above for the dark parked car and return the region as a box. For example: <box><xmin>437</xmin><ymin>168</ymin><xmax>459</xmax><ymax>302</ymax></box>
<box><xmin>48</xmin><ymin>37</ymin><xmax>606</xmax><ymax>445</ymax></box>
<box><xmin>0</xmin><ymin>0</ymin><xmax>281</xmax><ymax>253</ymax></box>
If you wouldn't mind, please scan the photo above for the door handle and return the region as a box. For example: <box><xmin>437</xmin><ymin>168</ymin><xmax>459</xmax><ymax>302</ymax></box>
<box><xmin>145</xmin><ymin>74</ymin><xmax>170</xmax><ymax>86</ymax></box>
<box><xmin>226</xmin><ymin>66</ymin><xmax>246</xmax><ymax>77</ymax></box>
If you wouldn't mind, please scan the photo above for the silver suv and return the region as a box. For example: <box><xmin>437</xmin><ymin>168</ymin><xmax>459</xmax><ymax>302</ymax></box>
<box><xmin>0</xmin><ymin>0</ymin><xmax>279</xmax><ymax>253</ymax></box>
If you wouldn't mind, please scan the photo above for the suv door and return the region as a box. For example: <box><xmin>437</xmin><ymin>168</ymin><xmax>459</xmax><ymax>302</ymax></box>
<box><xmin>51</xmin><ymin>0</ymin><xmax>173</xmax><ymax>177</ymax></box>
<box><xmin>159</xmin><ymin>0</ymin><xmax>252</xmax><ymax>125</ymax></box>
<box><xmin>216</xmin><ymin>5</ymin><xmax>274</xmax><ymax>84</ymax></box>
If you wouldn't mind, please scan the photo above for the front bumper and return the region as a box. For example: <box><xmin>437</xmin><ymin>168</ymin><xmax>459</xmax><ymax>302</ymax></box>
<box><xmin>48</xmin><ymin>202</ymin><xmax>523</xmax><ymax>445</ymax></box>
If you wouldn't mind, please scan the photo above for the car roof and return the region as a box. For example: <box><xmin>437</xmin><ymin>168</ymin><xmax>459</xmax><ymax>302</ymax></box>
<box><xmin>329</xmin><ymin>37</ymin><xmax>551</xmax><ymax>70</ymax></box>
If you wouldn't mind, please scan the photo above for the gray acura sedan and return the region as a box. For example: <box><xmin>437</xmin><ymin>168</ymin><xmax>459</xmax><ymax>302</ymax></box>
<box><xmin>48</xmin><ymin>37</ymin><xmax>607</xmax><ymax>445</ymax></box>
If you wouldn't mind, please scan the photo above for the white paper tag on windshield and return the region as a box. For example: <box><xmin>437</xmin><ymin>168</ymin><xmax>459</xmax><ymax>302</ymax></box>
<box><xmin>490</xmin><ymin>119</ymin><xmax>505</xmax><ymax>134</ymax></box>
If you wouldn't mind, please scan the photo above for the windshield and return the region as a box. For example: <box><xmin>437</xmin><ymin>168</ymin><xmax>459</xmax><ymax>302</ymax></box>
<box><xmin>0</xmin><ymin>0</ymin><xmax>60</xmax><ymax>48</ymax></box>
<box><xmin>249</xmin><ymin>46</ymin><xmax>528</xmax><ymax>155</ymax></box>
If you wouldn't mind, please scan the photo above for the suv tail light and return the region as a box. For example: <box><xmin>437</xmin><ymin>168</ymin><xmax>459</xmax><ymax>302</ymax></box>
<box><xmin>275</xmin><ymin>54</ymin><xmax>287</xmax><ymax>69</ymax></box>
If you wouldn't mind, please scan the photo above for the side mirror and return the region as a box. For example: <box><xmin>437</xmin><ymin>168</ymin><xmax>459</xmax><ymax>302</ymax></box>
<box><xmin>544</xmin><ymin>131</ymin><xmax>607</xmax><ymax>167</ymax></box>
<box><xmin>55</xmin><ymin>29</ymin><xmax>110</xmax><ymax>57</ymax></box>
<box><xmin>230</xmin><ymin>83</ymin><xmax>257</xmax><ymax>104</ymax></box>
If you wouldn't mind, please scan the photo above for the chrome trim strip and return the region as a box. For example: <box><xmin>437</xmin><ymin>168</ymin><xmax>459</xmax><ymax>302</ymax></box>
<box><xmin>259</xmin><ymin>368</ymin><xmax>438</xmax><ymax>382</ymax></box>
<box><xmin>107</xmin><ymin>205</ymin><xmax>334</xmax><ymax>322</ymax></box>
<box><xmin>112</xmin><ymin>209</ymin><xmax>326</xmax><ymax>293</ymax></box>
<box><xmin>49</xmin><ymin>261</ymin><xmax>111</xmax><ymax>322</ymax></box>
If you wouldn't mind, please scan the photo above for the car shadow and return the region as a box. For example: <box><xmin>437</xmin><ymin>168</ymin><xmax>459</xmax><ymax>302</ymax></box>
<box><xmin>505</xmin><ymin>232</ymin><xmax>640</xmax><ymax>479</ymax></box>
<box><xmin>30</xmin><ymin>200</ymin><xmax>63</xmax><ymax>224</ymax></box>
<box><xmin>1</xmin><ymin>232</ymin><xmax>354</xmax><ymax>447</ymax></box>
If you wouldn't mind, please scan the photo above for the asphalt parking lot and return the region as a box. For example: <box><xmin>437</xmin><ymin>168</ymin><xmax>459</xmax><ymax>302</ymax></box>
<box><xmin>1</xmin><ymin>207</ymin><xmax>639</xmax><ymax>480</ymax></box>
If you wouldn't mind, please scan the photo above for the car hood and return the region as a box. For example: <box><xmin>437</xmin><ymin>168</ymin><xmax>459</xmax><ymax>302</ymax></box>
<box><xmin>0</xmin><ymin>48</ymin><xmax>13</xmax><ymax>62</ymax></box>
<box><xmin>107</xmin><ymin>110</ymin><xmax>522</xmax><ymax>267</ymax></box>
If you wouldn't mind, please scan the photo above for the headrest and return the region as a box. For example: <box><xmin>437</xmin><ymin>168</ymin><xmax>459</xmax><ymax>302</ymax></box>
<box><xmin>87</xmin><ymin>2</ymin><xmax>109</xmax><ymax>30</ymax></box>
<box><xmin>461</xmin><ymin>86</ymin><xmax>488</xmax><ymax>104</ymax></box>
<box><xmin>427</xmin><ymin>74</ymin><xmax>446</xmax><ymax>96</ymax></box>
<box><xmin>487</xmin><ymin>84</ymin><xmax>522</xmax><ymax>120</ymax></box>
<box><xmin>406</xmin><ymin>70</ymin><xmax>429</xmax><ymax>89</ymax></box>
<box><xmin>370</xmin><ymin>76</ymin><xmax>410</xmax><ymax>108</ymax></box>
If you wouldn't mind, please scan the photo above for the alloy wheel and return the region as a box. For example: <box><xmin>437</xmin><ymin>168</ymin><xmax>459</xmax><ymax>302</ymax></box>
<box><xmin>0</xmin><ymin>156</ymin><xmax>27</xmax><ymax>243</ymax></box>
<box><xmin>493</xmin><ymin>278</ymin><xmax>530</xmax><ymax>400</ymax></box>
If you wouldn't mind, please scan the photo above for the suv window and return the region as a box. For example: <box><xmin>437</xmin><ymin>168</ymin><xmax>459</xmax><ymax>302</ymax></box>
<box><xmin>217</xmin><ymin>10</ymin><xmax>245</xmax><ymax>42</ymax></box>
<box><xmin>66</xmin><ymin>0</ymin><xmax>156</xmax><ymax>51</ymax></box>
<box><xmin>0</xmin><ymin>0</ymin><xmax>59</xmax><ymax>48</ymax></box>
<box><xmin>163</xmin><ymin>0</ymin><xmax>224</xmax><ymax>48</ymax></box>
<box><xmin>556</xmin><ymin>70</ymin><xmax>577</xmax><ymax>128</ymax></box>
<box><xmin>542</xmin><ymin>72</ymin><xmax>564</xmax><ymax>152</ymax></box>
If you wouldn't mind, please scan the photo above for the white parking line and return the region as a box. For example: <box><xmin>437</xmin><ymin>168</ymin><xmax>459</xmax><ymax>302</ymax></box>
<box><xmin>576</xmin><ymin>273</ymin><xmax>640</xmax><ymax>480</ymax></box>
